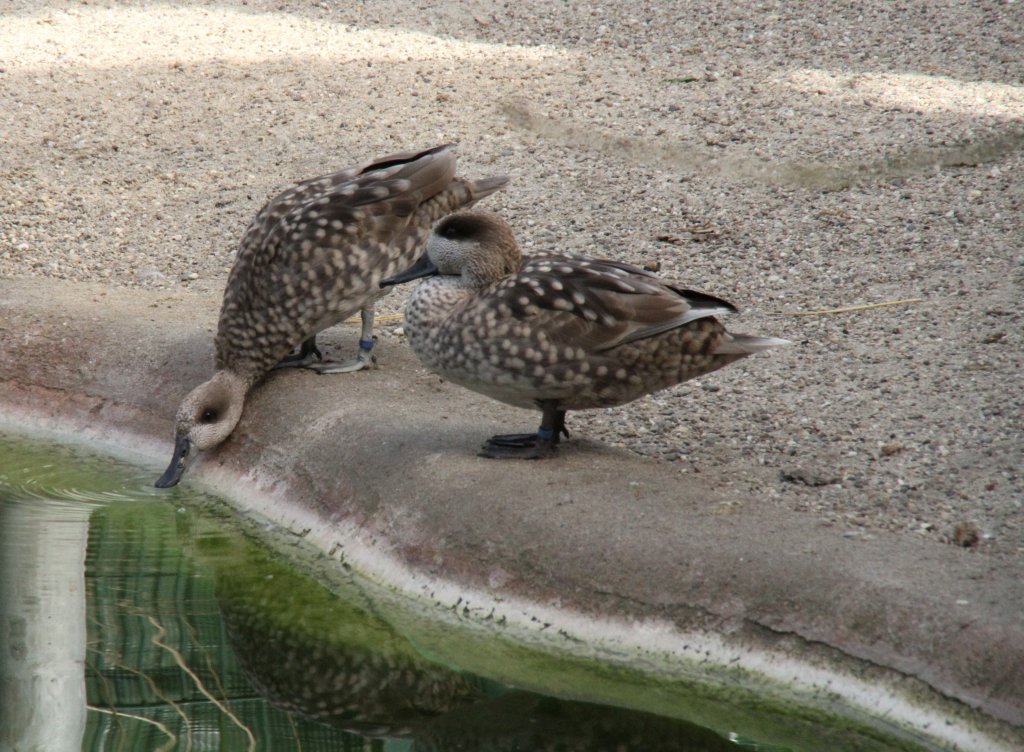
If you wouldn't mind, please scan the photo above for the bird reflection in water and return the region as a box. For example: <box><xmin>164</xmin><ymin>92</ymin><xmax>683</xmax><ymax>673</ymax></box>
<box><xmin>215</xmin><ymin>558</ymin><xmax>481</xmax><ymax>738</ymax></box>
<box><xmin>214</xmin><ymin>552</ymin><xmax>735</xmax><ymax>751</ymax></box>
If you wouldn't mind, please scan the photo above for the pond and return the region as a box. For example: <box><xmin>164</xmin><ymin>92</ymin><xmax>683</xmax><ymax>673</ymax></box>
<box><xmin>0</xmin><ymin>431</ymin><xmax>961</xmax><ymax>751</ymax></box>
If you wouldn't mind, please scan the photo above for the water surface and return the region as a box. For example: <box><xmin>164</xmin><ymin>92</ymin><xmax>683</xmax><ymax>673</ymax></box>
<box><xmin>0</xmin><ymin>432</ymin><xmax>943</xmax><ymax>751</ymax></box>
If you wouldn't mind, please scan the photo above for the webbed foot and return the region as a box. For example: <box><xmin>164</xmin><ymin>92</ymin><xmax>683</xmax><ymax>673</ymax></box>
<box><xmin>308</xmin><ymin>339</ymin><xmax>376</xmax><ymax>374</ymax></box>
<box><xmin>478</xmin><ymin>403</ymin><xmax>568</xmax><ymax>460</ymax></box>
<box><xmin>274</xmin><ymin>336</ymin><xmax>322</xmax><ymax>370</ymax></box>
<box><xmin>479</xmin><ymin>432</ymin><xmax>557</xmax><ymax>459</ymax></box>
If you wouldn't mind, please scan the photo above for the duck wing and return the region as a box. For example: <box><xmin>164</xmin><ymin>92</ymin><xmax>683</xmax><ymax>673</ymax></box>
<box><xmin>230</xmin><ymin>144</ymin><xmax>458</xmax><ymax>304</ymax></box>
<box><xmin>494</xmin><ymin>255</ymin><xmax>737</xmax><ymax>353</ymax></box>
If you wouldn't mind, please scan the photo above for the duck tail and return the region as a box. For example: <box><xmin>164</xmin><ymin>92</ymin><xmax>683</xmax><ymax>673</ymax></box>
<box><xmin>400</xmin><ymin>145</ymin><xmax>460</xmax><ymax>202</ymax></box>
<box><xmin>417</xmin><ymin>174</ymin><xmax>510</xmax><ymax>223</ymax></box>
<box><xmin>465</xmin><ymin>175</ymin><xmax>511</xmax><ymax>203</ymax></box>
<box><xmin>713</xmin><ymin>334</ymin><xmax>791</xmax><ymax>355</ymax></box>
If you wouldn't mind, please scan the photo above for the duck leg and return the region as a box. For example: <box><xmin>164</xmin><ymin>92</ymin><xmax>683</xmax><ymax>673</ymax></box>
<box><xmin>274</xmin><ymin>336</ymin><xmax>323</xmax><ymax>369</ymax></box>
<box><xmin>480</xmin><ymin>402</ymin><xmax>568</xmax><ymax>459</ymax></box>
<box><xmin>308</xmin><ymin>307</ymin><xmax>377</xmax><ymax>374</ymax></box>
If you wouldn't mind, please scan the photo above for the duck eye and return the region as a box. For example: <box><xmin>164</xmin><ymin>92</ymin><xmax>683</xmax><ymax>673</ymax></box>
<box><xmin>442</xmin><ymin>222</ymin><xmax>465</xmax><ymax>239</ymax></box>
<box><xmin>201</xmin><ymin>408</ymin><xmax>218</xmax><ymax>423</ymax></box>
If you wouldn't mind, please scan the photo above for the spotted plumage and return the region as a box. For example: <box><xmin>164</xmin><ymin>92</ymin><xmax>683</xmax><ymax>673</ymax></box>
<box><xmin>156</xmin><ymin>146</ymin><xmax>508</xmax><ymax>486</ymax></box>
<box><xmin>382</xmin><ymin>211</ymin><xmax>789</xmax><ymax>459</ymax></box>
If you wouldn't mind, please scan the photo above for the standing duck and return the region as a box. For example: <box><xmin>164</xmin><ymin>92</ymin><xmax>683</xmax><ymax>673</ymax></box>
<box><xmin>381</xmin><ymin>212</ymin><xmax>788</xmax><ymax>459</ymax></box>
<box><xmin>155</xmin><ymin>146</ymin><xmax>508</xmax><ymax>487</ymax></box>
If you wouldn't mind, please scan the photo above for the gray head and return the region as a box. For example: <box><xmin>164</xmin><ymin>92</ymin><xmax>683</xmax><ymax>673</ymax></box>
<box><xmin>381</xmin><ymin>212</ymin><xmax>522</xmax><ymax>290</ymax></box>
<box><xmin>155</xmin><ymin>370</ymin><xmax>248</xmax><ymax>487</ymax></box>
<box><xmin>427</xmin><ymin>212</ymin><xmax>522</xmax><ymax>286</ymax></box>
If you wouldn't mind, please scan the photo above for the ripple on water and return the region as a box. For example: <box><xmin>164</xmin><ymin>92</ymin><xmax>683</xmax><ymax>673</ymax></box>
<box><xmin>0</xmin><ymin>431</ymin><xmax>167</xmax><ymax>506</ymax></box>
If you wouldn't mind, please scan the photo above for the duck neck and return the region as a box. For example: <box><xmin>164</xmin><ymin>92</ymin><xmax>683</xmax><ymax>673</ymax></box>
<box><xmin>405</xmin><ymin>277</ymin><xmax>467</xmax><ymax>332</ymax></box>
<box><xmin>206</xmin><ymin>370</ymin><xmax>250</xmax><ymax>449</ymax></box>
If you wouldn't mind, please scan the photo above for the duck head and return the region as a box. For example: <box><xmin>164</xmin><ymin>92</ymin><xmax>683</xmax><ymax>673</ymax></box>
<box><xmin>155</xmin><ymin>370</ymin><xmax>248</xmax><ymax>488</ymax></box>
<box><xmin>381</xmin><ymin>211</ymin><xmax>521</xmax><ymax>289</ymax></box>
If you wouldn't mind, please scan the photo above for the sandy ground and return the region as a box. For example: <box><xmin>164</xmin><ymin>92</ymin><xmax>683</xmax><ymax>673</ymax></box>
<box><xmin>1</xmin><ymin>1</ymin><xmax>1021</xmax><ymax>552</ymax></box>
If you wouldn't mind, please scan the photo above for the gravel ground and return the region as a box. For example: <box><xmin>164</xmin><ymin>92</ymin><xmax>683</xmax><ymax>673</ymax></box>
<box><xmin>2</xmin><ymin>1</ymin><xmax>1021</xmax><ymax>554</ymax></box>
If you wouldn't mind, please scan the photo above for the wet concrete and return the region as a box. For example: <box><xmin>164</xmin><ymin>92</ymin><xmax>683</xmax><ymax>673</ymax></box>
<box><xmin>1</xmin><ymin>278</ymin><xmax>1022</xmax><ymax>750</ymax></box>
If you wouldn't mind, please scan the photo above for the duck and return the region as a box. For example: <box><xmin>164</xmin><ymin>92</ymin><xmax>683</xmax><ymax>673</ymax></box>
<box><xmin>155</xmin><ymin>145</ymin><xmax>508</xmax><ymax>487</ymax></box>
<box><xmin>381</xmin><ymin>211</ymin><xmax>789</xmax><ymax>459</ymax></box>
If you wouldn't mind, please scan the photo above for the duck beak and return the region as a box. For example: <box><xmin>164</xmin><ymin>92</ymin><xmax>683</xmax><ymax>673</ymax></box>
<box><xmin>380</xmin><ymin>255</ymin><xmax>438</xmax><ymax>288</ymax></box>
<box><xmin>155</xmin><ymin>436</ymin><xmax>192</xmax><ymax>488</ymax></box>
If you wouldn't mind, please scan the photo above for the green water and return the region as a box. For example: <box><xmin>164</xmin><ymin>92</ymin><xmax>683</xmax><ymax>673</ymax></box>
<box><xmin>0</xmin><ymin>432</ymin><xmax>949</xmax><ymax>751</ymax></box>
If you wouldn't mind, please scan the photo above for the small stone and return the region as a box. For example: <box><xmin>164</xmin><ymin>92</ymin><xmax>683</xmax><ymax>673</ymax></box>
<box><xmin>880</xmin><ymin>442</ymin><xmax>903</xmax><ymax>456</ymax></box>
<box><xmin>780</xmin><ymin>466</ymin><xmax>841</xmax><ymax>487</ymax></box>
<box><xmin>138</xmin><ymin>269</ymin><xmax>166</xmax><ymax>282</ymax></box>
<box><xmin>953</xmin><ymin>522</ymin><xmax>980</xmax><ymax>548</ymax></box>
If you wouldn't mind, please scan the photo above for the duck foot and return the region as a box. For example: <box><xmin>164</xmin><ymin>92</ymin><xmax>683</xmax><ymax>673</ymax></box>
<box><xmin>308</xmin><ymin>343</ymin><xmax>376</xmax><ymax>374</ymax></box>
<box><xmin>488</xmin><ymin>432</ymin><xmax>547</xmax><ymax>446</ymax></box>
<box><xmin>274</xmin><ymin>336</ymin><xmax>322</xmax><ymax>370</ymax></box>
<box><xmin>305</xmin><ymin>308</ymin><xmax>378</xmax><ymax>374</ymax></box>
<box><xmin>479</xmin><ymin>433</ymin><xmax>557</xmax><ymax>459</ymax></box>
<box><xmin>479</xmin><ymin>402</ymin><xmax>567</xmax><ymax>459</ymax></box>
<box><xmin>278</xmin><ymin>332</ymin><xmax>377</xmax><ymax>374</ymax></box>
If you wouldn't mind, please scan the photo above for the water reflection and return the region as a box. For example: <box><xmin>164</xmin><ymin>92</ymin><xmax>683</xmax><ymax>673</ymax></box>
<box><xmin>1</xmin><ymin>433</ymin><xmax>936</xmax><ymax>752</ymax></box>
<box><xmin>214</xmin><ymin>541</ymin><xmax>483</xmax><ymax>738</ymax></box>
<box><xmin>413</xmin><ymin>693</ymin><xmax>736</xmax><ymax>751</ymax></box>
<box><xmin>1</xmin><ymin>434</ymin><xmax>739</xmax><ymax>751</ymax></box>
<box><xmin>0</xmin><ymin>496</ymin><xmax>93</xmax><ymax>752</ymax></box>
<box><xmin>212</xmin><ymin>539</ymin><xmax>736</xmax><ymax>751</ymax></box>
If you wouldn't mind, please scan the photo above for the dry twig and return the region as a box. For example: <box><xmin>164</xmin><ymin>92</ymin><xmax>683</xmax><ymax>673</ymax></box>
<box><xmin>784</xmin><ymin>298</ymin><xmax>924</xmax><ymax>316</ymax></box>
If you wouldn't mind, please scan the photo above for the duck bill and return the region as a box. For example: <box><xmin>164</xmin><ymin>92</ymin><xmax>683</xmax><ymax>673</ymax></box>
<box><xmin>380</xmin><ymin>255</ymin><xmax>438</xmax><ymax>288</ymax></box>
<box><xmin>154</xmin><ymin>436</ymin><xmax>192</xmax><ymax>488</ymax></box>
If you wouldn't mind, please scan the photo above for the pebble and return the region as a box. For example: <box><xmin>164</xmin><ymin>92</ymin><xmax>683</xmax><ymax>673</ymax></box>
<box><xmin>953</xmin><ymin>522</ymin><xmax>980</xmax><ymax>548</ymax></box>
<box><xmin>780</xmin><ymin>467</ymin><xmax>842</xmax><ymax>487</ymax></box>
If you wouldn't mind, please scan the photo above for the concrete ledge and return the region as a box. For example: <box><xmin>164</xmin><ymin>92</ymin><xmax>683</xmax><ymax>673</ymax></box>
<box><xmin>2</xmin><ymin>279</ymin><xmax>1022</xmax><ymax>750</ymax></box>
